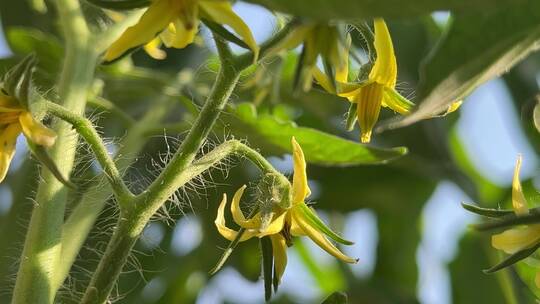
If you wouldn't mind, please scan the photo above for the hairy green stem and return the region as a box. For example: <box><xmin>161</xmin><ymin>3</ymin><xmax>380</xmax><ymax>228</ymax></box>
<box><xmin>12</xmin><ymin>1</ymin><xmax>95</xmax><ymax>303</ymax></box>
<box><xmin>45</xmin><ymin>101</ymin><xmax>135</xmax><ymax>204</ymax></box>
<box><xmin>80</xmin><ymin>27</ymin><xmax>294</xmax><ymax>303</ymax></box>
<box><xmin>53</xmin><ymin>93</ymin><xmax>176</xmax><ymax>291</ymax></box>
<box><xmin>81</xmin><ymin>38</ymin><xmax>240</xmax><ymax>304</ymax></box>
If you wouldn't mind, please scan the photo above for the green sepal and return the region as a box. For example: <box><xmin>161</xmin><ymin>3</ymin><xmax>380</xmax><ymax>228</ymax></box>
<box><xmin>533</xmin><ymin>95</ymin><xmax>540</xmax><ymax>134</ymax></box>
<box><xmin>322</xmin><ymin>57</ymin><xmax>337</xmax><ymax>93</ymax></box>
<box><xmin>3</xmin><ymin>54</ymin><xmax>36</xmax><ymax>110</ymax></box>
<box><xmin>292</xmin><ymin>44</ymin><xmax>308</xmax><ymax>93</ymax></box>
<box><xmin>209</xmin><ymin>227</ymin><xmax>246</xmax><ymax>275</ymax></box>
<box><xmin>345</xmin><ymin>102</ymin><xmax>357</xmax><ymax>131</ymax></box>
<box><xmin>473</xmin><ymin>210</ymin><xmax>540</xmax><ymax>231</ymax></box>
<box><xmin>27</xmin><ymin>142</ymin><xmax>77</xmax><ymax>189</ymax></box>
<box><xmin>461</xmin><ymin>203</ymin><xmax>514</xmax><ymax>218</ymax></box>
<box><xmin>321</xmin><ymin>291</ymin><xmax>348</xmax><ymax>304</ymax></box>
<box><xmin>260</xmin><ymin>236</ymin><xmax>274</xmax><ymax>302</ymax></box>
<box><xmin>299</xmin><ymin>203</ymin><xmax>354</xmax><ymax>245</ymax></box>
<box><xmin>201</xmin><ymin>18</ymin><xmax>251</xmax><ymax>50</ymax></box>
<box><xmin>383</xmin><ymin>87</ymin><xmax>415</xmax><ymax>113</ymax></box>
<box><xmin>350</xmin><ymin>21</ymin><xmax>375</xmax><ymax>62</ymax></box>
<box><xmin>484</xmin><ymin>242</ymin><xmax>540</xmax><ymax>274</ymax></box>
<box><xmin>85</xmin><ymin>0</ymin><xmax>151</xmax><ymax>10</ymax></box>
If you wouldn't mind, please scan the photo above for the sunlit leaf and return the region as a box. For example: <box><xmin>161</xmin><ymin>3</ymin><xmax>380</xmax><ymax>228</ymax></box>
<box><xmin>225</xmin><ymin>103</ymin><xmax>407</xmax><ymax>166</ymax></box>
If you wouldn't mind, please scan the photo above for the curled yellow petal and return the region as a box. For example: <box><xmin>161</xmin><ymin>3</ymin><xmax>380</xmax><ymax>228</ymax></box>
<box><xmin>160</xmin><ymin>18</ymin><xmax>199</xmax><ymax>49</ymax></box>
<box><xmin>369</xmin><ymin>18</ymin><xmax>397</xmax><ymax>88</ymax></box>
<box><xmin>291</xmin><ymin>209</ymin><xmax>357</xmax><ymax>264</ymax></box>
<box><xmin>312</xmin><ymin>66</ymin><xmax>335</xmax><ymax>94</ymax></box>
<box><xmin>143</xmin><ymin>37</ymin><xmax>167</xmax><ymax>60</ymax></box>
<box><xmin>512</xmin><ymin>155</ymin><xmax>528</xmax><ymax>216</ymax></box>
<box><xmin>491</xmin><ymin>225</ymin><xmax>540</xmax><ymax>254</ymax></box>
<box><xmin>258</xmin><ymin>211</ymin><xmax>287</xmax><ymax>237</ymax></box>
<box><xmin>199</xmin><ymin>1</ymin><xmax>259</xmax><ymax>61</ymax></box>
<box><xmin>0</xmin><ymin>123</ymin><xmax>21</xmax><ymax>182</ymax></box>
<box><xmin>215</xmin><ymin>193</ymin><xmax>256</xmax><ymax>242</ymax></box>
<box><xmin>355</xmin><ymin>83</ymin><xmax>383</xmax><ymax>143</ymax></box>
<box><xmin>270</xmin><ymin>234</ymin><xmax>288</xmax><ymax>284</ymax></box>
<box><xmin>231</xmin><ymin>185</ymin><xmax>261</xmax><ymax>229</ymax></box>
<box><xmin>104</xmin><ymin>0</ymin><xmax>178</xmax><ymax>62</ymax></box>
<box><xmin>19</xmin><ymin>112</ymin><xmax>56</xmax><ymax>148</ymax></box>
<box><xmin>291</xmin><ymin>137</ymin><xmax>311</xmax><ymax>204</ymax></box>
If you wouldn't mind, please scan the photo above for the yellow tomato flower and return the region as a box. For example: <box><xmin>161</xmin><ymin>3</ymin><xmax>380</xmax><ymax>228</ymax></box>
<box><xmin>491</xmin><ymin>155</ymin><xmax>540</xmax><ymax>287</ymax></box>
<box><xmin>270</xmin><ymin>23</ymin><xmax>349</xmax><ymax>92</ymax></box>
<box><xmin>0</xmin><ymin>92</ymin><xmax>56</xmax><ymax>182</ymax></box>
<box><xmin>215</xmin><ymin>137</ymin><xmax>357</xmax><ymax>284</ymax></box>
<box><xmin>104</xmin><ymin>0</ymin><xmax>259</xmax><ymax>62</ymax></box>
<box><xmin>315</xmin><ymin>19</ymin><xmax>414</xmax><ymax>143</ymax></box>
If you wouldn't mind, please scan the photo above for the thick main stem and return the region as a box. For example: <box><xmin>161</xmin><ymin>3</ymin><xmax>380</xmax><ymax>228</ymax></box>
<box><xmin>12</xmin><ymin>1</ymin><xmax>96</xmax><ymax>303</ymax></box>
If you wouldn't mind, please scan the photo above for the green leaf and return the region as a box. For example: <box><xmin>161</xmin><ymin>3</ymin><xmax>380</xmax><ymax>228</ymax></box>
<box><xmin>242</xmin><ymin>0</ymin><xmax>523</xmax><ymax>20</ymax></box>
<box><xmin>6</xmin><ymin>27</ymin><xmax>63</xmax><ymax>73</ymax></box>
<box><xmin>321</xmin><ymin>291</ymin><xmax>348</xmax><ymax>304</ymax></box>
<box><xmin>380</xmin><ymin>0</ymin><xmax>540</xmax><ymax>130</ymax></box>
<box><xmin>225</xmin><ymin>103</ymin><xmax>407</xmax><ymax>166</ymax></box>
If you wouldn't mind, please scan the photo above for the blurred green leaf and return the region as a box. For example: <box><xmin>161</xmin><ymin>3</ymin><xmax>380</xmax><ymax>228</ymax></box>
<box><xmin>381</xmin><ymin>0</ymin><xmax>540</xmax><ymax>130</ymax></box>
<box><xmin>450</xmin><ymin>234</ymin><xmax>510</xmax><ymax>304</ymax></box>
<box><xmin>321</xmin><ymin>291</ymin><xmax>348</xmax><ymax>304</ymax></box>
<box><xmin>225</xmin><ymin>103</ymin><xmax>407</xmax><ymax>166</ymax></box>
<box><xmin>6</xmin><ymin>27</ymin><xmax>62</xmax><ymax>72</ymax></box>
<box><xmin>243</xmin><ymin>0</ymin><xmax>524</xmax><ymax>20</ymax></box>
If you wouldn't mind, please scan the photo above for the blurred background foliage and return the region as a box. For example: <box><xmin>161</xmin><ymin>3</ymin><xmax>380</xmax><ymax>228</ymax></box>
<box><xmin>0</xmin><ymin>0</ymin><xmax>539</xmax><ymax>303</ymax></box>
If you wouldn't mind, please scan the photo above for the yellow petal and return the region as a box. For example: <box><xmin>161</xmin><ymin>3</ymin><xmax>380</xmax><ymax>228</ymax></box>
<box><xmin>19</xmin><ymin>112</ymin><xmax>56</xmax><ymax>148</ymax></box>
<box><xmin>334</xmin><ymin>34</ymin><xmax>351</xmax><ymax>83</ymax></box>
<box><xmin>535</xmin><ymin>271</ymin><xmax>540</xmax><ymax>289</ymax></box>
<box><xmin>512</xmin><ymin>155</ymin><xmax>528</xmax><ymax>216</ymax></box>
<box><xmin>291</xmin><ymin>137</ymin><xmax>311</xmax><ymax>204</ymax></box>
<box><xmin>337</xmin><ymin>81</ymin><xmax>370</xmax><ymax>100</ymax></box>
<box><xmin>215</xmin><ymin>193</ymin><xmax>256</xmax><ymax>242</ymax></box>
<box><xmin>291</xmin><ymin>209</ymin><xmax>357</xmax><ymax>264</ymax></box>
<box><xmin>160</xmin><ymin>17</ymin><xmax>199</xmax><ymax>49</ymax></box>
<box><xmin>382</xmin><ymin>86</ymin><xmax>414</xmax><ymax>115</ymax></box>
<box><xmin>491</xmin><ymin>225</ymin><xmax>540</xmax><ymax>254</ymax></box>
<box><xmin>143</xmin><ymin>37</ymin><xmax>167</xmax><ymax>60</ymax></box>
<box><xmin>270</xmin><ymin>234</ymin><xmax>288</xmax><ymax>284</ymax></box>
<box><xmin>0</xmin><ymin>94</ymin><xmax>19</xmax><ymax>108</ymax></box>
<box><xmin>104</xmin><ymin>0</ymin><xmax>178</xmax><ymax>62</ymax></box>
<box><xmin>369</xmin><ymin>18</ymin><xmax>397</xmax><ymax>88</ymax></box>
<box><xmin>231</xmin><ymin>185</ymin><xmax>261</xmax><ymax>229</ymax></box>
<box><xmin>258</xmin><ymin>211</ymin><xmax>287</xmax><ymax>237</ymax></box>
<box><xmin>199</xmin><ymin>1</ymin><xmax>259</xmax><ymax>61</ymax></box>
<box><xmin>355</xmin><ymin>83</ymin><xmax>383</xmax><ymax>143</ymax></box>
<box><xmin>0</xmin><ymin>123</ymin><xmax>21</xmax><ymax>182</ymax></box>
<box><xmin>312</xmin><ymin>66</ymin><xmax>335</xmax><ymax>94</ymax></box>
